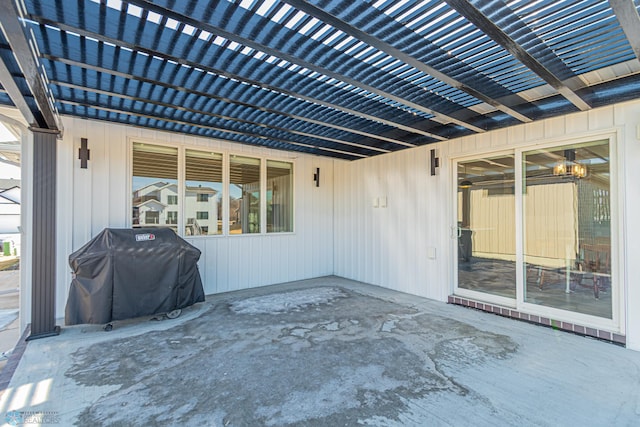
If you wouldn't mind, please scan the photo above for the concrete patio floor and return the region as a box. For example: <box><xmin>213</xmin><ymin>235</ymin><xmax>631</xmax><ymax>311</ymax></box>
<box><xmin>1</xmin><ymin>276</ymin><xmax>640</xmax><ymax>426</ymax></box>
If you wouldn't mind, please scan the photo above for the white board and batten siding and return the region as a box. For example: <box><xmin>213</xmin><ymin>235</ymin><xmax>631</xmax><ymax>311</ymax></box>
<box><xmin>53</xmin><ymin>117</ymin><xmax>336</xmax><ymax>323</ymax></box>
<box><xmin>333</xmin><ymin>99</ymin><xmax>640</xmax><ymax>351</ymax></box>
<box><xmin>10</xmin><ymin>99</ymin><xmax>640</xmax><ymax>350</ymax></box>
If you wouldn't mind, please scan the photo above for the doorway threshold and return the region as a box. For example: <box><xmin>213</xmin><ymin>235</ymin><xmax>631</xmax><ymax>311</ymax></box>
<box><xmin>448</xmin><ymin>295</ymin><xmax>625</xmax><ymax>346</ymax></box>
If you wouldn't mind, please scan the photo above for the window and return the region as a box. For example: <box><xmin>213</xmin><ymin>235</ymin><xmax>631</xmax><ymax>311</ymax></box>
<box><xmin>185</xmin><ymin>149</ymin><xmax>222</xmax><ymax>236</ymax></box>
<box><xmin>167</xmin><ymin>211</ymin><xmax>178</xmax><ymax>224</ymax></box>
<box><xmin>267</xmin><ymin>160</ymin><xmax>293</xmax><ymax>232</ymax></box>
<box><xmin>132</xmin><ymin>143</ymin><xmax>293</xmax><ymax>236</ymax></box>
<box><xmin>132</xmin><ymin>143</ymin><xmax>178</xmax><ymax>231</ymax></box>
<box><xmin>146</xmin><ymin>211</ymin><xmax>159</xmax><ymax>224</ymax></box>
<box><xmin>229</xmin><ymin>155</ymin><xmax>261</xmax><ymax>234</ymax></box>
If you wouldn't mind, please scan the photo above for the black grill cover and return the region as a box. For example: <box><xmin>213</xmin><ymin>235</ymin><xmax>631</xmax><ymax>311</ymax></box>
<box><xmin>65</xmin><ymin>227</ymin><xmax>205</xmax><ymax>325</ymax></box>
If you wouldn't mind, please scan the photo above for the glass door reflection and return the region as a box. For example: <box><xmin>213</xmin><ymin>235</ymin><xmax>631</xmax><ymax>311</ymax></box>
<box><xmin>522</xmin><ymin>140</ymin><xmax>612</xmax><ymax>319</ymax></box>
<box><xmin>457</xmin><ymin>155</ymin><xmax>516</xmax><ymax>299</ymax></box>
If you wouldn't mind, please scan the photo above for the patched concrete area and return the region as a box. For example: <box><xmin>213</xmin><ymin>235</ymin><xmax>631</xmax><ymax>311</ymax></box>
<box><xmin>1</xmin><ymin>276</ymin><xmax>640</xmax><ymax>426</ymax></box>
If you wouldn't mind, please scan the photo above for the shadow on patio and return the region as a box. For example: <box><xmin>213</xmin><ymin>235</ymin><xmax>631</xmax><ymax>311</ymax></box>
<box><xmin>1</xmin><ymin>276</ymin><xmax>639</xmax><ymax>426</ymax></box>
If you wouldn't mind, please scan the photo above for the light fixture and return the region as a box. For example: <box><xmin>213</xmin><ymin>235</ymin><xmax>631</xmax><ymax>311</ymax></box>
<box><xmin>313</xmin><ymin>167</ymin><xmax>320</xmax><ymax>187</ymax></box>
<box><xmin>571</xmin><ymin>163</ymin><xmax>587</xmax><ymax>178</ymax></box>
<box><xmin>430</xmin><ymin>148</ymin><xmax>439</xmax><ymax>176</ymax></box>
<box><xmin>553</xmin><ymin>159</ymin><xmax>567</xmax><ymax>176</ymax></box>
<box><xmin>78</xmin><ymin>137</ymin><xmax>90</xmax><ymax>169</ymax></box>
<box><xmin>553</xmin><ymin>150</ymin><xmax>587</xmax><ymax>179</ymax></box>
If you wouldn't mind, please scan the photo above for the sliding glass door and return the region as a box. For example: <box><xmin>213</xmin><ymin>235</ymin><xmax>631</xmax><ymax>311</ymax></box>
<box><xmin>454</xmin><ymin>138</ymin><xmax>615</xmax><ymax>323</ymax></box>
<box><xmin>456</xmin><ymin>154</ymin><xmax>516</xmax><ymax>302</ymax></box>
<box><xmin>522</xmin><ymin>140</ymin><xmax>612</xmax><ymax>319</ymax></box>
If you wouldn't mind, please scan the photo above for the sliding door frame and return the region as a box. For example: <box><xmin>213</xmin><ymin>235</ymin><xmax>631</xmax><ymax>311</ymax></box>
<box><xmin>451</xmin><ymin>129</ymin><xmax>625</xmax><ymax>334</ymax></box>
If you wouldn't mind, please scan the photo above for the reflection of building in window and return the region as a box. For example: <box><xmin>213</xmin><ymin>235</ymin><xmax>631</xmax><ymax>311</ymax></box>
<box><xmin>146</xmin><ymin>211</ymin><xmax>159</xmax><ymax>224</ymax></box>
<box><xmin>167</xmin><ymin>211</ymin><xmax>178</xmax><ymax>224</ymax></box>
<box><xmin>185</xmin><ymin>186</ymin><xmax>218</xmax><ymax>235</ymax></box>
<box><xmin>133</xmin><ymin>181</ymin><xmax>219</xmax><ymax>234</ymax></box>
<box><xmin>132</xmin><ymin>144</ymin><xmax>293</xmax><ymax>235</ymax></box>
<box><xmin>132</xmin><ymin>142</ymin><xmax>179</xmax><ymax>230</ymax></box>
<box><xmin>132</xmin><ymin>181</ymin><xmax>176</xmax><ymax>229</ymax></box>
<box><xmin>185</xmin><ymin>149</ymin><xmax>222</xmax><ymax>235</ymax></box>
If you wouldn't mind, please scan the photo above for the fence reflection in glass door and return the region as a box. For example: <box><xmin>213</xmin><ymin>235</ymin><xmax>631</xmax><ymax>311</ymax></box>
<box><xmin>457</xmin><ymin>155</ymin><xmax>516</xmax><ymax>299</ymax></box>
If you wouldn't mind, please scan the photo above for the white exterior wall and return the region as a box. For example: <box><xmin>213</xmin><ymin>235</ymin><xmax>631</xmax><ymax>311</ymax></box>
<box><xmin>334</xmin><ymin>100</ymin><xmax>640</xmax><ymax>350</ymax></box>
<box><xmin>54</xmin><ymin>116</ymin><xmax>336</xmax><ymax>323</ymax></box>
<box><xmin>6</xmin><ymin>99</ymin><xmax>640</xmax><ymax>349</ymax></box>
<box><xmin>333</xmin><ymin>136</ymin><xmax>451</xmax><ymax>302</ymax></box>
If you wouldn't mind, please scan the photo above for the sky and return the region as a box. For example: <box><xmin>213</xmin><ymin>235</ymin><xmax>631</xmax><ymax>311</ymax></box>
<box><xmin>0</xmin><ymin>162</ymin><xmax>20</xmax><ymax>180</ymax></box>
<box><xmin>0</xmin><ymin>122</ymin><xmax>20</xmax><ymax>180</ymax></box>
<box><xmin>0</xmin><ymin>123</ymin><xmax>16</xmax><ymax>143</ymax></box>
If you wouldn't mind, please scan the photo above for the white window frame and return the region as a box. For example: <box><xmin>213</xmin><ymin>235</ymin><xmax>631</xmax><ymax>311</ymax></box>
<box><xmin>128</xmin><ymin>137</ymin><xmax>296</xmax><ymax>238</ymax></box>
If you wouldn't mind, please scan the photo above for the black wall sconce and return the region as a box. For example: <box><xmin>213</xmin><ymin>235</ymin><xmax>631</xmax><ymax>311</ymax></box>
<box><xmin>313</xmin><ymin>167</ymin><xmax>320</xmax><ymax>187</ymax></box>
<box><xmin>430</xmin><ymin>148</ymin><xmax>439</xmax><ymax>176</ymax></box>
<box><xmin>78</xmin><ymin>137</ymin><xmax>90</xmax><ymax>169</ymax></box>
